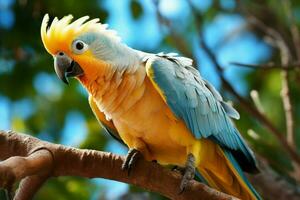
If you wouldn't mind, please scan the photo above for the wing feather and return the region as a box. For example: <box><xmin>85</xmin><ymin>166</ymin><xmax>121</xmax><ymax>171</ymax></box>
<box><xmin>145</xmin><ymin>53</ymin><xmax>258</xmax><ymax>173</ymax></box>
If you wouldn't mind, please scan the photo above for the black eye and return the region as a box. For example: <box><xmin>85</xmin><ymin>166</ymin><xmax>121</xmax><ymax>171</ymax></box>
<box><xmin>75</xmin><ymin>41</ymin><xmax>84</xmax><ymax>50</ymax></box>
<box><xmin>72</xmin><ymin>40</ymin><xmax>88</xmax><ymax>54</ymax></box>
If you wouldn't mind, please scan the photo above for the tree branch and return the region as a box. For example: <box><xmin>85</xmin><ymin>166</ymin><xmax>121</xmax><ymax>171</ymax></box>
<box><xmin>152</xmin><ymin>0</ymin><xmax>199</xmax><ymax>69</ymax></box>
<box><xmin>0</xmin><ymin>130</ymin><xmax>237</xmax><ymax>200</ymax></box>
<box><xmin>198</xmin><ymin>33</ymin><xmax>300</xmax><ymax>165</ymax></box>
<box><xmin>186</xmin><ymin>1</ymin><xmax>300</xmax><ymax>167</ymax></box>
<box><xmin>249</xmin><ymin>13</ymin><xmax>296</xmax><ymax>151</ymax></box>
<box><xmin>280</xmin><ymin>0</ymin><xmax>298</xmax><ymax>151</ymax></box>
<box><xmin>14</xmin><ymin>174</ymin><xmax>49</xmax><ymax>200</ymax></box>
<box><xmin>249</xmin><ymin>156</ymin><xmax>300</xmax><ymax>200</ymax></box>
<box><xmin>230</xmin><ymin>61</ymin><xmax>300</xmax><ymax>70</ymax></box>
<box><xmin>0</xmin><ymin>149</ymin><xmax>52</xmax><ymax>189</ymax></box>
<box><xmin>245</xmin><ymin>11</ymin><xmax>297</xmax><ymax>151</ymax></box>
<box><xmin>282</xmin><ymin>0</ymin><xmax>300</xmax><ymax>61</ymax></box>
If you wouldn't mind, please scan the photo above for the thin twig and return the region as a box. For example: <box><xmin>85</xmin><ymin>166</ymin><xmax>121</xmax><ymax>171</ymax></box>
<box><xmin>247</xmin><ymin>16</ymin><xmax>286</xmax><ymax>45</ymax></box>
<box><xmin>249</xmin><ymin>155</ymin><xmax>300</xmax><ymax>200</ymax></box>
<box><xmin>230</xmin><ymin>61</ymin><xmax>300</xmax><ymax>70</ymax></box>
<box><xmin>281</xmin><ymin>70</ymin><xmax>295</xmax><ymax>149</ymax></box>
<box><xmin>282</xmin><ymin>0</ymin><xmax>300</xmax><ymax>61</ymax></box>
<box><xmin>249</xmin><ymin>14</ymin><xmax>296</xmax><ymax>150</ymax></box>
<box><xmin>186</xmin><ymin>1</ymin><xmax>300</xmax><ymax>165</ymax></box>
<box><xmin>282</xmin><ymin>0</ymin><xmax>300</xmax><ymax>87</ymax></box>
<box><xmin>152</xmin><ymin>0</ymin><xmax>198</xmax><ymax>68</ymax></box>
<box><xmin>199</xmin><ymin>35</ymin><xmax>300</xmax><ymax>163</ymax></box>
<box><xmin>281</xmin><ymin>0</ymin><xmax>298</xmax><ymax>150</ymax></box>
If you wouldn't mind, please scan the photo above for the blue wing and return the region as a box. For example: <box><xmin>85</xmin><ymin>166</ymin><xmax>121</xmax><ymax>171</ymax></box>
<box><xmin>145</xmin><ymin>53</ymin><xmax>258</xmax><ymax>173</ymax></box>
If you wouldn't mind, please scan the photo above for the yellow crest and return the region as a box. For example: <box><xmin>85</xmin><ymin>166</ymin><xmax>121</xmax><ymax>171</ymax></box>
<box><xmin>41</xmin><ymin>14</ymin><xmax>119</xmax><ymax>55</ymax></box>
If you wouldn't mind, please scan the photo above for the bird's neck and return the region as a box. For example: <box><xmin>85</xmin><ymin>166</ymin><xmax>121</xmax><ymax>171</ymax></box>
<box><xmin>80</xmin><ymin>61</ymin><xmax>147</xmax><ymax>120</ymax></box>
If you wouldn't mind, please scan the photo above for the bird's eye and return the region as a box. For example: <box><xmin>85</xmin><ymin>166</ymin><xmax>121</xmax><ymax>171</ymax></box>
<box><xmin>72</xmin><ymin>40</ymin><xmax>88</xmax><ymax>54</ymax></box>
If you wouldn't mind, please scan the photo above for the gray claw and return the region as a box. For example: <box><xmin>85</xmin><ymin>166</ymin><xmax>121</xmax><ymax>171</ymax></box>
<box><xmin>122</xmin><ymin>148</ymin><xmax>140</xmax><ymax>175</ymax></box>
<box><xmin>179</xmin><ymin>153</ymin><xmax>196</xmax><ymax>193</ymax></box>
<box><xmin>172</xmin><ymin>166</ymin><xmax>186</xmax><ymax>175</ymax></box>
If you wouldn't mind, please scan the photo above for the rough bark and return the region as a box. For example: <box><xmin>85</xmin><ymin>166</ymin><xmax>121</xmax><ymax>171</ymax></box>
<box><xmin>0</xmin><ymin>130</ymin><xmax>237</xmax><ymax>200</ymax></box>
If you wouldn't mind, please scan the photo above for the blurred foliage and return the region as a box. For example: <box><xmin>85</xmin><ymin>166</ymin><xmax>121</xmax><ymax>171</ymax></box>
<box><xmin>130</xmin><ymin>0</ymin><xmax>144</xmax><ymax>19</ymax></box>
<box><xmin>1</xmin><ymin>0</ymin><xmax>300</xmax><ymax>199</ymax></box>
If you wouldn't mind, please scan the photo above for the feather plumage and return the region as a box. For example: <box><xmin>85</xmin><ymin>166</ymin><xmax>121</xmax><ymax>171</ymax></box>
<box><xmin>144</xmin><ymin>53</ymin><xmax>258</xmax><ymax>173</ymax></box>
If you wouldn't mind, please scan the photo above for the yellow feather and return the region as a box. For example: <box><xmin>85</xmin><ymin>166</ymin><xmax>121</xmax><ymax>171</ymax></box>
<box><xmin>40</xmin><ymin>14</ymin><xmax>119</xmax><ymax>56</ymax></box>
<box><xmin>88</xmin><ymin>95</ymin><xmax>116</xmax><ymax>132</ymax></box>
<box><xmin>145</xmin><ymin>61</ymin><xmax>167</xmax><ymax>103</ymax></box>
<box><xmin>41</xmin><ymin>15</ymin><xmax>260</xmax><ymax>200</ymax></box>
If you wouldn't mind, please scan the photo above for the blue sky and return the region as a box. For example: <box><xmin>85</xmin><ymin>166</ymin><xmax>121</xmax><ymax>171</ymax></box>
<box><xmin>0</xmin><ymin>0</ymin><xmax>271</xmax><ymax>199</ymax></box>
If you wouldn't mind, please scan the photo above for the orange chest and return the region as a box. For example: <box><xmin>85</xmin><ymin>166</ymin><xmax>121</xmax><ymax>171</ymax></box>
<box><xmin>115</xmin><ymin>77</ymin><xmax>171</xmax><ymax>121</ymax></box>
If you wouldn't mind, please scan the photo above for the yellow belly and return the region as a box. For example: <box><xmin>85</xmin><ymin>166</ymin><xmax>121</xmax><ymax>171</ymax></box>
<box><xmin>112</xmin><ymin>78</ymin><xmax>197</xmax><ymax>166</ymax></box>
<box><xmin>88</xmin><ymin>71</ymin><xmax>258</xmax><ymax>200</ymax></box>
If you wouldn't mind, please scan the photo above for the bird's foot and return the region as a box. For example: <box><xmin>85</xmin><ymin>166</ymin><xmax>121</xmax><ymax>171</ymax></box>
<box><xmin>122</xmin><ymin>148</ymin><xmax>141</xmax><ymax>175</ymax></box>
<box><xmin>179</xmin><ymin>153</ymin><xmax>196</xmax><ymax>194</ymax></box>
<box><xmin>172</xmin><ymin>166</ymin><xmax>186</xmax><ymax>175</ymax></box>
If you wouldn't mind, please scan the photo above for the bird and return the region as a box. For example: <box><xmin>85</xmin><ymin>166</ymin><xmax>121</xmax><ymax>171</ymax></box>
<box><xmin>41</xmin><ymin>14</ymin><xmax>262</xmax><ymax>200</ymax></box>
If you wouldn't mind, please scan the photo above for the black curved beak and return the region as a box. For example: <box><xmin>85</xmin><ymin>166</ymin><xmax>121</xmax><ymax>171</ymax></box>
<box><xmin>54</xmin><ymin>52</ymin><xmax>84</xmax><ymax>84</ymax></box>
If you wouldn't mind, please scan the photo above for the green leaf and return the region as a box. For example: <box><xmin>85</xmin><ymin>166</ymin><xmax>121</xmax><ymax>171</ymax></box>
<box><xmin>130</xmin><ymin>0</ymin><xmax>143</xmax><ymax>20</ymax></box>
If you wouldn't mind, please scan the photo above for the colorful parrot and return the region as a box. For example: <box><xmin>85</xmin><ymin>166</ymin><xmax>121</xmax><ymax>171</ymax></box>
<box><xmin>41</xmin><ymin>14</ymin><xmax>262</xmax><ymax>200</ymax></box>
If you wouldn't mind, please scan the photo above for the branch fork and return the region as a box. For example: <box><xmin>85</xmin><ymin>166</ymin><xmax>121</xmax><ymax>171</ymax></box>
<box><xmin>0</xmin><ymin>130</ymin><xmax>237</xmax><ymax>200</ymax></box>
